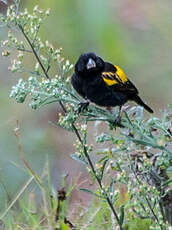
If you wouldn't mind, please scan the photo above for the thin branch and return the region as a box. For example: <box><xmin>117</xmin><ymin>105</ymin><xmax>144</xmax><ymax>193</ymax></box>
<box><xmin>66</xmin><ymin>118</ymin><xmax>123</xmax><ymax>229</ymax></box>
<box><xmin>18</xmin><ymin>24</ymin><xmax>50</xmax><ymax>80</ymax></box>
<box><xmin>18</xmin><ymin>23</ymin><xmax>124</xmax><ymax>230</ymax></box>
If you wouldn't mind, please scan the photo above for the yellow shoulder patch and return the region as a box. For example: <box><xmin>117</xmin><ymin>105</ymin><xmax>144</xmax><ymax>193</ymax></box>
<box><xmin>102</xmin><ymin>72</ymin><xmax>118</xmax><ymax>86</ymax></box>
<box><xmin>102</xmin><ymin>66</ymin><xmax>128</xmax><ymax>86</ymax></box>
<box><xmin>115</xmin><ymin>65</ymin><xmax>128</xmax><ymax>83</ymax></box>
<box><xmin>102</xmin><ymin>77</ymin><xmax>118</xmax><ymax>86</ymax></box>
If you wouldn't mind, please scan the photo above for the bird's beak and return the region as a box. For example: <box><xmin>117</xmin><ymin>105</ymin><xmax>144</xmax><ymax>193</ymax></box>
<box><xmin>86</xmin><ymin>58</ymin><xmax>96</xmax><ymax>69</ymax></box>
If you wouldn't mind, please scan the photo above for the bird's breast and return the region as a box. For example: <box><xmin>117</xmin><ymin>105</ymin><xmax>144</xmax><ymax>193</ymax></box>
<box><xmin>82</xmin><ymin>76</ymin><xmax>102</xmax><ymax>97</ymax></box>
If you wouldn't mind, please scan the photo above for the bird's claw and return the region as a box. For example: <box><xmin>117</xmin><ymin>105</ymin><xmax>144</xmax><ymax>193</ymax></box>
<box><xmin>77</xmin><ymin>101</ymin><xmax>89</xmax><ymax>114</ymax></box>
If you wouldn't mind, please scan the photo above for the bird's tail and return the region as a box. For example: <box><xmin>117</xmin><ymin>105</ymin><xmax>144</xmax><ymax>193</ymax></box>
<box><xmin>134</xmin><ymin>95</ymin><xmax>153</xmax><ymax>113</ymax></box>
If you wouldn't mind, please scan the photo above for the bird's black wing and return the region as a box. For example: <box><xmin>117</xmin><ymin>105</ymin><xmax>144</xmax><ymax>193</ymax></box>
<box><xmin>101</xmin><ymin>62</ymin><xmax>138</xmax><ymax>94</ymax></box>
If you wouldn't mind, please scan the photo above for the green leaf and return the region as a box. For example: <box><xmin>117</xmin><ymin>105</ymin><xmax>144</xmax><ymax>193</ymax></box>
<box><xmin>126</xmin><ymin>136</ymin><xmax>158</xmax><ymax>149</ymax></box>
<box><xmin>109</xmin><ymin>178</ymin><xmax>115</xmax><ymax>194</ymax></box>
<box><xmin>98</xmin><ymin>156</ymin><xmax>108</xmax><ymax>164</ymax></box>
<box><xmin>119</xmin><ymin>204</ymin><xmax>125</xmax><ymax>226</ymax></box>
<box><xmin>70</xmin><ymin>154</ymin><xmax>87</xmax><ymax>165</ymax></box>
<box><xmin>161</xmin><ymin>178</ymin><xmax>172</xmax><ymax>188</ymax></box>
<box><xmin>89</xmin><ymin>169</ymin><xmax>96</xmax><ymax>184</ymax></box>
<box><xmin>98</xmin><ymin>159</ymin><xmax>108</xmax><ymax>181</ymax></box>
<box><xmin>80</xmin><ymin>188</ymin><xmax>102</xmax><ymax>198</ymax></box>
<box><xmin>59</xmin><ymin>221</ymin><xmax>69</xmax><ymax>230</ymax></box>
<box><xmin>109</xmin><ymin>178</ymin><xmax>117</xmax><ymax>204</ymax></box>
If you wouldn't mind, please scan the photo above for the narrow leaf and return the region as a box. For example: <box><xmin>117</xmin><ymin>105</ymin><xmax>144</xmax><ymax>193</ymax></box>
<box><xmin>70</xmin><ymin>154</ymin><xmax>87</xmax><ymax>165</ymax></box>
<box><xmin>119</xmin><ymin>204</ymin><xmax>125</xmax><ymax>226</ymax></box>
<box><xmin>161</xmin><ymin>178</ymin><xmax>172</xmax><ymax>188</ymax></box>
<box><xmin>109</xmin><ymin>178</ymin><xmax>115</xmax><ymax>194</ymax></box>
<box><xmin>80</xmin><ymin>188</ymin><xmax>102</xmax><ymax>198</ymax></box>
<box><xmin>99</xmin><ymin>159</ymin><xmax>108</xmax><ymax>181</ymax></box>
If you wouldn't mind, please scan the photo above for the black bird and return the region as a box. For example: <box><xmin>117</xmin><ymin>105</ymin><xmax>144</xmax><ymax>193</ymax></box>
<box><xmin>71</xmin><ymin>52</ymin><xmax>153</xmax><ymax>125</ymax></box>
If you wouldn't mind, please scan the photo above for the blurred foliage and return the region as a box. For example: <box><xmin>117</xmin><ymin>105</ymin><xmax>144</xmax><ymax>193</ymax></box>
<box><xmin>0</xmin><ymin>0</ymin><xmax>172</xmax><ymax>228</ymax></box>
<box><xmin>0</xmin><ymin>2</ymin><xmax>171</xmax><ymax>229</ymax></box>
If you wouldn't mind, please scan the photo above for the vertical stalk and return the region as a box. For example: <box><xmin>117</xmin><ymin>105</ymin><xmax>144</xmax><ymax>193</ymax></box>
<box><xmin>19</xmin><ymin>24</ymin><xmax>124</xmax><ymax>230</ymax></box>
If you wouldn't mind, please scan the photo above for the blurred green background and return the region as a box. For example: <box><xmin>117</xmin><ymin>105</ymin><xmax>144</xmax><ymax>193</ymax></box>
<box><xmin>0</xmin><ymin>0</ymin><xmax>172</xmax><ymax>210</ymax></box>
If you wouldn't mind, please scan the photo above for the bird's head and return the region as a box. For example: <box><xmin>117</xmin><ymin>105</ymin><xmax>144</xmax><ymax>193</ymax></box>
<box><xmin>75</xmin><ymin>52</ymin><xmax>104</xmax><ymax>77</ymax></box>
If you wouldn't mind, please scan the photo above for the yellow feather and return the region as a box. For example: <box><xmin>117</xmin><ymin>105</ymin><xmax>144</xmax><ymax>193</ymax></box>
<box><xmin>115</xmin><ymin>65</ymin><xmax>128</xmax><ymax>83</ymax></box>
<box><xmin>102</xmin><ymin>72</ymin><xmax>118</xmax><ymax>86</ymax></box>
<box><xmin>103</xmin><ymin>78</ymin><xmax>118</xmax><ymax>86</ymax></box>
<box><xmin>103</xmin><ymin>77</ymin><xmax>118</xmax><ymax>86</ymax></box>
<box><xmin>102</xmin><ymin>66</ymin><xmax>128</xmax><ymax>86</ymax></box>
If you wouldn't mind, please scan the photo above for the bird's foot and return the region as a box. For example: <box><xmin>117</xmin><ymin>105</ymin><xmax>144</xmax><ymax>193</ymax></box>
<box><xmin>78</xmin><ymin>100</ymin><xmax>90</xmax><ymax>113</ymax></box>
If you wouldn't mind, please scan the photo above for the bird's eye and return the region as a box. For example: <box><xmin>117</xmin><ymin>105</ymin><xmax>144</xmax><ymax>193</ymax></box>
<box><xmin>86</xmin><ymin>58</ymin><xmax>96</xmax><ymax>70</ymax></box>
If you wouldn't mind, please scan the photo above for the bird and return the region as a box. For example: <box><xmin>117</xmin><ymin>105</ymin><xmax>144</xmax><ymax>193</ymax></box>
<box><xmin>71</xmin><ymin>52</ymin><xmax>153</xmax><ymax>126</ymax></box>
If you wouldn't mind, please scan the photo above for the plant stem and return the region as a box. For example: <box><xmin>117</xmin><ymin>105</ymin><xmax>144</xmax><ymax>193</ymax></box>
<box><xmin>18</xmin><ymin>24</ymin><xmax>50</xmax><ymax>80</ymax></box>
<box><xmin>59</xmin><ymin>103</ymin><xmax>123</xmax><ymax>229</ymax></box>
<box><xmin>70</xmin><ymin>119</ymin><xmax>123</xmax><ymax>230</ymax></box>
<box><xmin>18</xmin><ymin>23</ymin><xmax>123</xmax><ymax>230</ymax></box>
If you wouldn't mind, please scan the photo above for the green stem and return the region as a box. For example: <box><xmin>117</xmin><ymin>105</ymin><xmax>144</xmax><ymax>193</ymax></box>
<box><xmin>19</xmin><ymin>24</ymin><xmax>123</xmax><ymax>229</ymax></box>
<box><xmin>71</xmin><ymin>122</ymin><xmax>123</xmax><ymax>230</ymax></box>
<box><xmin>18</xmin><ymin>24</ymin><xmax>50</xmax><ymax>80</ymax></box>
